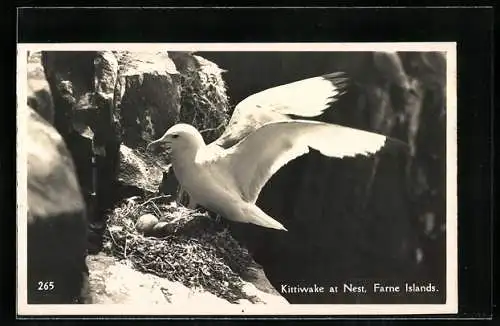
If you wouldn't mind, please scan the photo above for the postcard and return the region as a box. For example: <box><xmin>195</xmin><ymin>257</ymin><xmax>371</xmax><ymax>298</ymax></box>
<box><xmin>17</xmin><ymin>42</ymin><xmax>457</xmax><ymax>316</ymax></box>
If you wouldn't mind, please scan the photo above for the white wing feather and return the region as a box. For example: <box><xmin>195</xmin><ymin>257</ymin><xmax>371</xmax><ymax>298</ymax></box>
<box><xmin>235</xmin><ymin>73</ymin><xmax>345</xmax><ymax>117</ymax></box>
<box><xmin>220</xmin><ymin>120</ymin><xmax>388</xmax><ymax>203</ymax></box>
<box><xmin>214</xmin><ymin>72</ymin><xmax>348</xmax><ymax>148</ymax></box>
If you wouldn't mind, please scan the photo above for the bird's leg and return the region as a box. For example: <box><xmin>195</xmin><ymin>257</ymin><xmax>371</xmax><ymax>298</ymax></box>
<box><xmin>177</xmin><ymin>186</ymin><xmax>194</xmax><ymax>208</ymax></box>
<box><xmin>187</xmin><ymin>196</ymin><xmax>198</xmax><ymax>210</ymax></box>
<box><xmin>176</xmin><ymin>186</ymin><xmax>199</xmax><ymax>210</ymax></box>
<box><xmin>206</xmin><ymin>211</ymin><xmax>223</xmax><ymax>225</ymax></box>
<box><xmin>176</xmin><ymin>186</ymin><xmax>185</xmax><ymax>206</ymax></box>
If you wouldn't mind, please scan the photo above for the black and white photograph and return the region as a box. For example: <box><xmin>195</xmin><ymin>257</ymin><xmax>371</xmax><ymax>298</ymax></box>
<box><xmin>17</xmin><ymin>43</ymin><xmax>457</xmax><ymax>316</ymax></box>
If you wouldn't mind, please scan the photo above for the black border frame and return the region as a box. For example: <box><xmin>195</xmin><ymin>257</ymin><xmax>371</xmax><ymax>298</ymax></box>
<box><xmin>8</xmin><ymin>6</ymin><xmax>494</xmax><ymax>322</ymax></box>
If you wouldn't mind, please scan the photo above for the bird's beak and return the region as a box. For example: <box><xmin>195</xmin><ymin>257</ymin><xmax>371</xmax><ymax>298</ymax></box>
<box><xmin>147</xmin><ymin>139</ymin><xmax>172</xmax><ymax>159</ymax></box>
<box><xmin>146</xmin><ymin>139</ymin><xmax>162</xmax><ymax>152</ymax></box>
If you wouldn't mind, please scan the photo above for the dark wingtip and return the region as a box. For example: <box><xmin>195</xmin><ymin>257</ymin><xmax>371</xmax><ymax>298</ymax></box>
<box><xmin>322</xmin><ymin>71</ymin><xmax>348</xmax><ymax>79</ymax></box>
<box><xmin>379</xmin><ymin>134</ymin><xmax>411</xmax><ymax>158</ymax></box>
<box><xmin>385</xmin><ymin>133</ymin><xmax>409</xmax><ymax>148</ymax></box>
<box><xmin>322</xmin><ymin>71</ymin><xmax>349</xmax><ymax>96</ymax></box>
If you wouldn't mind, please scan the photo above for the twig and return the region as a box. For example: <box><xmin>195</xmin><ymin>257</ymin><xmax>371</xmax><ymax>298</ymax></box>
<box><xmin>124</xmin><ymin>238</ymin><xmax>128</xmax><ymax>258</ymax></box>
<box><xmin>150</xmin><ymin>202</ymin><xmax>163</xmax><ymax>217</ymax></box>
<box><xmin>140</xmin><ymin>195</ymin><xmax>171</xmax><ymax>207</ymax></box>
<box><xmin>164</xmin><ymin>259</ymin><xmax>175</xmax><ymax>270</ymax></box>
<box><xmin>107</xmin><ymin>225</ymin><xmax>119</xmax><ymax>247</ymax></box>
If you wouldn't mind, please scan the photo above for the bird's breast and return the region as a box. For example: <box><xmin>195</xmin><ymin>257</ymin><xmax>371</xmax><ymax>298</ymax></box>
<box><xmin>173</xmin><ymin>160</ymin><xmax>240</xmax><ymax>204</ymax></box>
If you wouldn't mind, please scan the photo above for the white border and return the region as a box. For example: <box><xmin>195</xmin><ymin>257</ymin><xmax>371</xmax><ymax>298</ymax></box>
<box><xmin>17</xmin><ymin>42</ymin><xmax>458</xmax><ymax>316</ymax></box>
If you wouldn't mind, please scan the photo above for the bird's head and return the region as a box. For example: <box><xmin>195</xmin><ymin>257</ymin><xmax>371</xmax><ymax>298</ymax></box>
<box><xmin>147</xmin><ymin>123</ymin><xmax>205</xmax><ymax>160</ymax></box>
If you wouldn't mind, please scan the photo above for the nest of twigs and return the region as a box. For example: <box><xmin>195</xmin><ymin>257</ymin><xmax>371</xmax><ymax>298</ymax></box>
<box><xmin>178</xmin><ymin>55</ymin><xmax>230</xmax><ymax>143</ymax></box>
<box><xmin>103</xmin><ymin>195</ymin><xmax>260</xmax><ymax>303</ymax></box>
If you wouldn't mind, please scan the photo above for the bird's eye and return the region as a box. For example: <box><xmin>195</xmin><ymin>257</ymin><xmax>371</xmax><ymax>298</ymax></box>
<box><xmin>172</xmin><ymin>134</ymin><xmax>179</xmax><ymax>139</ymax></box>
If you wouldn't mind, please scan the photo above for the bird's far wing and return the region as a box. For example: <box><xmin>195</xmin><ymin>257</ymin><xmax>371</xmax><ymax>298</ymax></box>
<box><xmin>221</xmin><ymin>120</ymin><xmax>389</xmax><ymax>204</ymax></box>
<box><xmin>213</xmin><ymin>72</ymin><xmax>349</xmax><ymax>148</ymax></box>
<box><xmin>235</xmin><ymin>72</ymin><xmax>349</xmax><ymax>117</ymax></box>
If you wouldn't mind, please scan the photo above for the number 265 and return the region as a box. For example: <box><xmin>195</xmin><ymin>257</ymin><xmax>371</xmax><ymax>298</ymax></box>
<box><xmin>37</xmin><ymin>281</ymin><xmax>54</xmax><ymax>291</ymax></box>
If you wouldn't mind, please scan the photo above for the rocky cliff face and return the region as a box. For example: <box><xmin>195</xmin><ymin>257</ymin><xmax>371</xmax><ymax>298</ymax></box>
<box><xmin>41</xmin><ymin>51</ymin><xmax>230</xmax><ymax>213</ymax></box>
<box><xmin>28</xmin><ymin>50</ymin><xmax>282</xmax><ymax>304</ymax></box>
<box><xmin>26</xmin><ymin>104</ymin><xmax>90</xmax><ymax>304</ymax></box>
<box><xmin>87</xmin><ymin>253</ymin><xmax>287</xmax><ymax>305</ymax></box>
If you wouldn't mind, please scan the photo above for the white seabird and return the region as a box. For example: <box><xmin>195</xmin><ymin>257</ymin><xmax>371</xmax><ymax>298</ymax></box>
<box><xmin>148</xmin><ymin>73</ymin><xmax>394</xmax><ymax>231</ymax></box>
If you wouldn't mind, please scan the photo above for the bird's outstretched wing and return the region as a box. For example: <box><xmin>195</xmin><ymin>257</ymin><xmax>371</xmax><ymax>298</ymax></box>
<box><xmin>213</xmin><ymin>72</ymin><xmax>349</xmax><ymax>148</ymax></box>
<box><xmin>221</xmin><ymin>120</ymin><xmax>390</xmax><ymax>204</ymax></box>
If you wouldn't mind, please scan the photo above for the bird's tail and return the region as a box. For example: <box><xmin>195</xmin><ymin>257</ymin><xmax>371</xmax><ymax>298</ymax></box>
<box><xmin>243</xmin><ymin>204</ymin><xmax>288</xmax><ymax>231</ymax></box>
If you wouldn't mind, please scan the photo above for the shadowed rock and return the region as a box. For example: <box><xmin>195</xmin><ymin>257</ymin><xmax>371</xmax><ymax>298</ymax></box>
<box><xmin>26</xmin><ymin>107</ymin><xmax>90</xmax><ymax>304</ymax></box>
<box><xmin>27</xmin><ymin>52</ymin><xmax>54</xmax><ymax>124</ymax></box>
